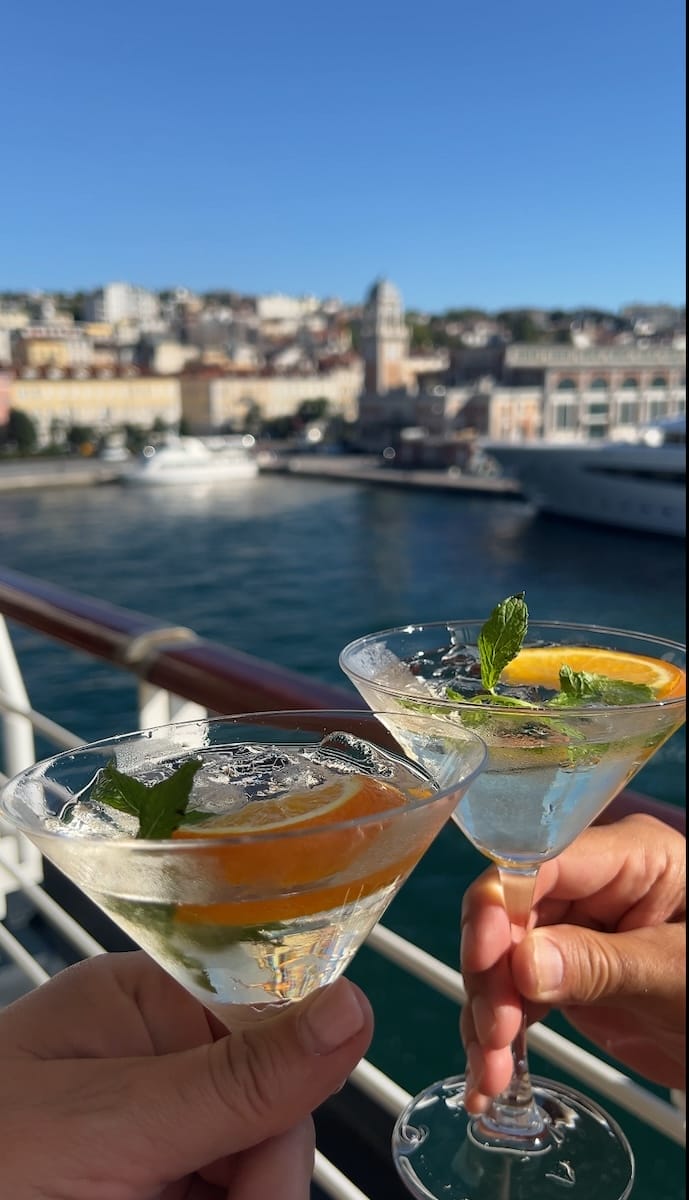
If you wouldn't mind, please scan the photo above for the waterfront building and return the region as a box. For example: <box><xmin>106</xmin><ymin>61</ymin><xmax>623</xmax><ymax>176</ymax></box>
<box><xmin>179</xmin><ymin>362</ymin><xmax>364</xmax><ymax>432</ymax></box>
<box><xmin>354</xmin><ymin>291</ymin><xmax>685</xmax><ymax>454</ymax></box>
<box><xmin>8</xmin><ymin>369</ymin><xmax>181</xmax><ymax>445</ymax></box>
<box><xmin>501</xmin><ymin>344</ymin><xmax>686</xmax><ymax>441</ymax></box>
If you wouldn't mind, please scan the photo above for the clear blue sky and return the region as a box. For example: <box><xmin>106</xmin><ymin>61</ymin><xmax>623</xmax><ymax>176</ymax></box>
<box><xmin>1</xmin><ymin>0</ymin><xmax>685</xmax><ymax>312</ymax></box>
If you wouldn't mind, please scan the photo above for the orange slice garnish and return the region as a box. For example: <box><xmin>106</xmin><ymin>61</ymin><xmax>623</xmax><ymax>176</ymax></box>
<box><xmin>501</xmin><ymin>646</ymin><xmax>685</xmax><ymax>700</ymax></box>
<box><xmin>172</xmin><ymin>774</ymin><xmax>429</xmax><ymax>925</ymax></box>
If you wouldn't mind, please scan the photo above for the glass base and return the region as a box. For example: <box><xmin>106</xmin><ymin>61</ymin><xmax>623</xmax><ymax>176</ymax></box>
<box><xmin>392</xmin><ymin>1074</ymin><xmax>634</xmax><ymax>1200</ymax></box>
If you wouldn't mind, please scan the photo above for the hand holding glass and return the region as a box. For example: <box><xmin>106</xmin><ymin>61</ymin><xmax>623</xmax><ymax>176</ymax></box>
<box><xmin>0</xmin><ymin>710</ymin><xmax>485</xmax><ymax>1032</ymax></box>
<box><xmin>340</xmin><ymin>622</ymin><xmax>686</xmax><ymax>1200</ymax></box>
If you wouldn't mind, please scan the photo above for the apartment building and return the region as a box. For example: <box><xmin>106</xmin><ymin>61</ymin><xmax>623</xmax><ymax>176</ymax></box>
<box><xmin>9</xmin><ymin>370</ymin><xmax>181</xmax><ymax>444</ymax></box>
<box><xmin>179</xmin><ymin>363</ymin><xmax>364</xmax><ymax>432</ymax></box>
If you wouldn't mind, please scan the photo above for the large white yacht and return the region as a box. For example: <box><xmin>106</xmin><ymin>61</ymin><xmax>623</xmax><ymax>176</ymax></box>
<box><xmin>119</xmin><ymin>435</ymin><xmax>259</xmax><ymax>486</ymax></box>
<box><xmin>484</xmin><ymin>416</ymin><xmax>686</xmax><ymax>538</ymax></box>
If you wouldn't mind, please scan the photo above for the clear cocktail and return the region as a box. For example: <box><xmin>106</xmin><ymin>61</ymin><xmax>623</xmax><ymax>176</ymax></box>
<box><xmin>0</xmin><ymin>710</ymin><xmax>486</xmax><ymax>1030</ymax></box>
<box><xmin>340</xmin><ymin>602</ymin><xmax>686</xmax><ymax>1200</ymax></box>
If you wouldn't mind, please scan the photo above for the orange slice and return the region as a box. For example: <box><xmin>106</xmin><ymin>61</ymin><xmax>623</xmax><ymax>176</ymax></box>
<box><xmin>501</xmin><ymin>645</ymin><xmax>685</xmax><ymax>700</ymax></box>
<box><xmin>172</xmin><ymin>774</ymin><xmax>430</xmax><ymax>925</ymax></box>
<box><xmin>186</xmin><ymin>776</ymin><xmax>363</xmax><ymax>835</ymax></box>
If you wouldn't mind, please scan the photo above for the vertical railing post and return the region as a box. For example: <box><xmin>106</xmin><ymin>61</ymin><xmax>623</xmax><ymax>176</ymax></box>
<box><xmin>0</xmin><ymin>616</ymin><xmax>43</xmax><ymax>917</ymax></box>
<box><xmin>0</xmin><ymin>616</ymin><xmax>36</xmax><ymax>775</ymax></box>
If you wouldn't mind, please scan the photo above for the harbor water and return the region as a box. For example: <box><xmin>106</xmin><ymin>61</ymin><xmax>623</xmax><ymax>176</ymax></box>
<box><xmin>0</xmin><ymin>473</ymin><xmax>686</xmax><ymax>1198</ymax></box>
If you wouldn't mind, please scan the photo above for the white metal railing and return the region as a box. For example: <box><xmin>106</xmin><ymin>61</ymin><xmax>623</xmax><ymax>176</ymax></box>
<box><xmin>0</xmin><ymin>603</ymin><xmax>686</xmax><ymax>1200</ymax></box>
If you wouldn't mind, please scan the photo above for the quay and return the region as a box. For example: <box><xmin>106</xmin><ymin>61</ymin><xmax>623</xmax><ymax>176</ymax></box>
<box><xmin>259</xmin><ymin>453</ymin><xmax>524</xmax><ymax>498</ymax></box>
<box><xmin>0</xmin><ymin>453</ymin><xmax>525</xmax><ymax>498</ymax></box>
<box><xmin>0</xmin><ymin>458</ymin><xmax>121</xmax><ymax>492</ymax></box>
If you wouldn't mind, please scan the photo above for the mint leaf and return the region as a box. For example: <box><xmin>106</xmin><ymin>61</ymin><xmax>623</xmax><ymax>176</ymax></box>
<box><xmin>90</xmin><ymin>760</ymin><xmax>150</xmax><ymax>816</ymax></box>
<box><xmin>88</xmin><ymin>757</ymin><xmax>203</xmax><ymax>838</ymax></box>
<box><xmin>549</xmin><ymin>665</ymin><xmax>654</xmax><ymax>708</ymax></box>
<box><xmin>477</xmin><ymin>593</ymin><xmax>529</xmax><ymax>692</ymax></box>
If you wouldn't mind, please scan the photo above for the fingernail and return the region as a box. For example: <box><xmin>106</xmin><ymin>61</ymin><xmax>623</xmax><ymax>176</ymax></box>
<box><xmin>471</xmin><ymin>995</ymin><xmax>495</xmax><ymax>1044</ymax></box>
<box><xmin>531</xmin><ymin>933</ymin><xmax>564</xmax><ymax>994</ymax></box>
<box><xmin>299</xmin><ymin>979</ymin><xmax>369</xmax><ymax>1055</ymax></box>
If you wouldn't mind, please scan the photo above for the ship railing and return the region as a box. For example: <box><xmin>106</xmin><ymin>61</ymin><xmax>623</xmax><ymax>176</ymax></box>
<box><xmin>0</xmin><ymin>565</ymin><xmax>685</xmax><ymax>1200</ymax></box>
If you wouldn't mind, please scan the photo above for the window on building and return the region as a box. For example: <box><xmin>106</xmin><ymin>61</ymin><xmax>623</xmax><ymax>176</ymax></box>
<box><xmin>621</xmin><ymin>377</ymin><xmax>639</xmax><ymax>389</ymax></box>
<box><xmin>590</xmin><ymin>377</ymin><xmax>608</xmax><ymax>389</ymax></box>
<box><xmin>556</xmin><ymin>377</ymin><xmax>577</xmax><ymax>389</ymax></box>
<box><xmin>554</xmin><ymin>404</ymin><xmax>578</xmax><ymax>429</ymax></box>
<box><xmin>587</xmin><ymin>403</ymin><xmax>609</xmax><ymax>416</ymax></box>
<box><xmin>648</xmin><ymin>399</ymin><xmax>669</xmax><ymax>419</ymax></box>
<box><xmin>650</xmin><ymin>376</ymin><xmax>668</xmax><ymax>388</ymax></box>
<box><xmin>618</xmin><ymin>401</ymin><xmax>639</xmax><ymax>423</ymax></box>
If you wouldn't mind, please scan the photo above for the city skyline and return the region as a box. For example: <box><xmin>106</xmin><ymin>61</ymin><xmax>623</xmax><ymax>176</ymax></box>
<box><xmin>1</xmin><ymin>0</ymin><xmax>685</xmax><ymax>311</ymax></box>
<box><xmin>1</xmin><ymin>281</ymin><xmax>685</xmax><ymax>318</ymax></box>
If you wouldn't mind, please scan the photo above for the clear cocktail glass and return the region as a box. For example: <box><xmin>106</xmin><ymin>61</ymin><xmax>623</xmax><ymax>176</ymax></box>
<box><xmin>0</xmin><ymin>710</ymin><xmax>486</xmax><ymax>1032</ymax></box>
<box><xmin>340</xmin><ymin>622</ymin><xmax>686</xmax><ymax>1200</ymax></box>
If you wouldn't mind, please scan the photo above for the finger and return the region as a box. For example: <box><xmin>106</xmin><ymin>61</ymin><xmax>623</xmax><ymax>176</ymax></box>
<box><xmin>0</xmin><ymin>952</ymin><xmax>213</xmax><ymax>1060</ymax></box>
<box><xmin>513</xmin><ymin>921</ymin><xmax>686</xmax><ymax>1009</ymax></box>
<box><xmin>464</xmin><ymin>1040</ymin><xmax>514</xmax><ymax>1113</ymax></box>
<box><xmin>563</xmin><ymin>1007</ymin><xmax>686</xmax><ymax>1089</ymax></box>
<box><xmin>228</xmin><ymin>1119</ymin><xmax>315</xmax><ymax>1200</ymax></box>
<box><xmin>114</xmin><ymin>977</ymin><xmax>373</xmax><ymax>1188</ymax></box>
<box><xmin>460</xmin><ymin>1004</ymin><xmax>521</xmax><ymax>1113</ymax></box>
<box><xmin>530</xmin><ymin>815</ymin><xmax>686</xmax><ymax>928</ymax></box>
<box><xmin>463</xmin><ymin>961</ymin><xmax>523</xmax><ymax>1050</ymax></box>
<box><xmin>461</xmin><ymin>873</ymin><xmax>512</xmax><ymax>973</ymax></box>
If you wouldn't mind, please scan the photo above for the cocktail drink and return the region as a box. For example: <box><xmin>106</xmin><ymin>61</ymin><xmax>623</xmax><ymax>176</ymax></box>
<box><xmin>340</xmin><ymin>601</ymin><xmax>686</xmax><ymax>1200</ymax></box>
<box><xmin>0</xmin><ymin>710</ymin><xmax>485</xmax><ymax>1031</ymax></box>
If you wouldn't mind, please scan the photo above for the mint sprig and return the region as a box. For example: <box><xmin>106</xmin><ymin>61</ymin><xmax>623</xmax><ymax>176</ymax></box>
<box><xmin>447</xmin><ymin>593</ymin><xmax>656</xmax><ymax>711</ymax></box>
<box><xmin>549</xmin><ymin>665</ymin><xmax>654</xmax><ymax>708</ymax></box>
<box><xmin>477</xmin><ymin>593</ymin><xmax>529</xmax><ymax>693</ymax></box>
<box><xmin>89</xmin><ymin>757</ymin><xmax>205</xmax><ymax>838</ymax></box>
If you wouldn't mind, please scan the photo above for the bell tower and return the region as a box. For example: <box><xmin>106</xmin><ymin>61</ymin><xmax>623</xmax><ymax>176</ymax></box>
<box><xmin>360</xmin><ymin>279</ymin><xmax>409</xmax><ymax>394</ymax></box>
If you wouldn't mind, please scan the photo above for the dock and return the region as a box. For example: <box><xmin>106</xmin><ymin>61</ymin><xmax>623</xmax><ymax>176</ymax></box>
<box><xmin>0</xmin><ymin>459</ymin><xmax>121</xmax><ymax>492</ymax></box>
<box><xmin>0</xmin><ymin>453</ymin><xmax>523</xmax><ymax>499</ymax></box>
<box><xmin>259</xmin><ymin>454</ymin><xmax>524</xmax><ymax>498</ymax></box>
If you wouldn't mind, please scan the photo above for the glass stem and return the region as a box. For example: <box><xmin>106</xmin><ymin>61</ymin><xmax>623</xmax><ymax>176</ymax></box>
<box><xmin>471</xmin><ymin>866</ymin><xmax>549</xmax><ymax>1150</ymax></box>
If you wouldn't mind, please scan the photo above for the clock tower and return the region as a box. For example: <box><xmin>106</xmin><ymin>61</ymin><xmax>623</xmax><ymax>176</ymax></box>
<box><xmin>360</xmin><ymin>278</ymin><xmax>410</xmax><ymax>394</ymax></box>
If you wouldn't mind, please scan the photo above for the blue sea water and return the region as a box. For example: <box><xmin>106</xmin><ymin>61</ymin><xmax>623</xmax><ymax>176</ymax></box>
<box><xmin>1</xmin><ymin>474</ymin><xmax>686</xmax><ymax>1197</ymax></box>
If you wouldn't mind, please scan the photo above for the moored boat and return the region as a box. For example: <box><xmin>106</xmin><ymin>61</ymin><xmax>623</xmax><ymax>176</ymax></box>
<box><xmin>119</xmin><ymin>435</ymin><xmax>259</xmax><ymax>485</ymax></box>
<box><xmin>484</xmin><ymin>416</ymin><xmax>686</xmax><ymax>538</ymax></box>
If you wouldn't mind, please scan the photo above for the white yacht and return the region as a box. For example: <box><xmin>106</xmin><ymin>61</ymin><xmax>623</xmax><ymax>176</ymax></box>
<box><xmin>484</xmin><ymin>417</ymin><xmax>686</xmax><ymax>538</ymax></box>
<box><xmin>119</xmin><ymin>435</ymin><xmax>259</xmax><ymax>486</ymax></box>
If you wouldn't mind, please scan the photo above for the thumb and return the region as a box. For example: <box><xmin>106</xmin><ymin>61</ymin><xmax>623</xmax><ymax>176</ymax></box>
<box><xmin>116</xmin><ymin>977</ymin><xmax>372</xmax><ymax>1187</ymax></box>
<box><xmin>513</xmin><ymin>923</ymin><xmax>683</xmax><ymax>1008</ymax></box>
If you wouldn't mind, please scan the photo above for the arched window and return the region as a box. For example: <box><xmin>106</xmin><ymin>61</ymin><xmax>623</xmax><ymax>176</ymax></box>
<box><xmin>622</xmin><ymin>377</ymin><xmax>639</xmax><ymax>389</ymax></box>
<box><xmin>590</xmin><ymin>377</ymin><xmax>608</xmax><ymax>389</ymax></box>
<box><xmin>651</xmin><ymin>376</ymin><xmax>667</xmax><ymax>388</ymax></box>
<box><xmin>557</xmin><ymin>377</ymin><xmax>577</xmax><ymax>389</ymax></box>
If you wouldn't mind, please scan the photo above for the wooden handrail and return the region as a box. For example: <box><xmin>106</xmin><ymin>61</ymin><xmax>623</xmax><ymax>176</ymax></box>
<box><xmin>0</xmin><ymin>565</ymin><xmax>362</xmax><ymax>714</ymax></box>
<box><xmin>0</xmin><ymin>565</ymin><xmax>684</xmax><ymax>834</ymax></box>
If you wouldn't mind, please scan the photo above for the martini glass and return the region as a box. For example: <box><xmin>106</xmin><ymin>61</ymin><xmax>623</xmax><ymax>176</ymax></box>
<box><xmin>340</xmin><ymin>622</ymin><xmax>686</xmax><ymax>1200</ymax></box>
<box><xmin>0</xmin><ymin>710</ymin><xmax>485</xmax><ymax>1031</ymax></box>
